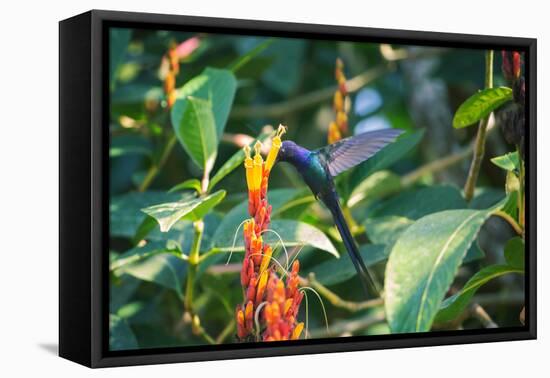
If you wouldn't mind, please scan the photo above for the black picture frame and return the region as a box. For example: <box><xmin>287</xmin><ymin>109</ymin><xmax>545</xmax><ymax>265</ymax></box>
<box><xmin>59</xmin><ymin>9</ymin><xmax>537</xmax><ymax>368</ymax></box>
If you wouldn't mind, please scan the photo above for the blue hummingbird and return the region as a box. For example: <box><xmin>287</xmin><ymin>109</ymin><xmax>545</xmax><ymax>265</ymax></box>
<box><xmin>276</xmin><ymin>128</ymin><xmax>403</xmax><ymax>297</ymax></box>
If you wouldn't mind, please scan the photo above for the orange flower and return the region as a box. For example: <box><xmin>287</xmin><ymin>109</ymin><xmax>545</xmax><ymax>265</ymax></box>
<box><xmin>236</xmin><ymin>126</ymin><xmax>304</xmax><ymax>342</ymax></box>
<box><xmin>328</xmin><ymin>58</ymin><xmax>349</xmax><ymax>143</ymax></box>
<box><xmin>160</xmin><ymin>37</ymin><xmax>201</xmax><ymax>109</ymax></box>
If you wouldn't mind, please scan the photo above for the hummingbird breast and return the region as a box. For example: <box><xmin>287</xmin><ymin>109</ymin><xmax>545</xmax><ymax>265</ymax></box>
<box><xmin>300</xmin><ymin>153</ymin><xmax>334</xmax><ymax>199</ymax></box>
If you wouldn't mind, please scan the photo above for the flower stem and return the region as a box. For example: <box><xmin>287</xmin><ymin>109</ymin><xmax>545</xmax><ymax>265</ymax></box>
<box><xmin>463</xmin><ymin>50</ymin><xmax>494</xmax><ymax>202</ymax></box>
<box><xmin>494</xmin><ymin>210</ymin><xmax>523</xmax><ymax>235</ymax></box>
<box><xmin>300</xmin><ymin>273</ymin><xmax>383</xmax><ymax>312</ymax></box>
<box><xmin>184</xmin><ymin>220</ymin><xmax>204</xmax><ymax>313</ymax></box>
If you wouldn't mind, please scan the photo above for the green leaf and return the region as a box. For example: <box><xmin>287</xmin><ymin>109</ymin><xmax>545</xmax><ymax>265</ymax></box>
<box><xmin>385</xmin><ymin>202</ymin><xmax>503</xmax><ymax>333</ymax></box>
<box><xmin>110</xmin><ymin>241</ymin><xmax>182</xmax><ymax>271</ymax></box>
<box><xmin>132</xmin><ymin>215</ymin><xmax>158</xmax><ymax>245</ymax></box>
<box><xmin>349</xmin><ymin>129</ymin><xmax>424</xmax><ymax>191</ymax></box>
<box><xmin>172</xmin><ymin>67</ymin><xmax>237</xmax><ymax>139</ymax></box>
<box><xmin>347</xmin><ymin>170</ymin><xmax>402</xmax><ymax>208</ymax></box>
<box><xmin>110</xmin><ymin>191</ymin><xmax>190</xmax><ymax>238</ymax></box>
<box><xmin>504</xmin><ymin>237</ymin><xmax>525</xmax><ymax>270</ymax></box>
<box><xmin>172</xmin><ymin>96</ymin><xmax>218</xmax><ymax>173</ymax></box>
<box><xmin>364</xmin><ymin>216</ymin><xmax>414</xmax><ymax>246</ymax></box>
<box><xmin>453</xmin><ymin>87</ymin><xmax>513</xmax><ymax>128</ymax></box>
<box><xmin>110</xmin><ymin>314</ymin><xmax>138</xmax><ymax>351</ymax></box>
<box><xmin>370</xmin><ymin>185</ymin><xmax>467</xmax><ymax>220</ymax></box>
<box><xmin>365</xmin><ymin>215</ymin><xmax>485</xmax><ymax>263</ymax></box>
<box><xmin>212</xmin><ymin>219</ymin><xmax>338</xmax><ymax>258</ymax></box>
<box><xmin>309</xmin><ymin>244</ymin><xmax>388</xmax><ymax>286</ymax></box>
<box><xmin>109</xmin><ymin>28</ymin><xmax>132</xmax><ymax>90</ymax></box>
<box><xmin>168</xmin><ymin>179</ymin><xmax>202</xmax><ymax>194</ymax></box>
<box><xmin>115</xmin><ymin>247</ymin><xmax>187</xmax><ymax>296</ymax></box>
<box><xmin>435</xmin><ymin>264</ymin><xmax>523</xmax><ymax>323</ymax></box>
<box><xmin>142</xmin><ymin>190</ymin><xmax>226</xmax><ymax>232</ymax></box>
<box><xmin>491</xmin><ymin>151</ymin><xmax>520</xmax><ymax>172</ymax></box>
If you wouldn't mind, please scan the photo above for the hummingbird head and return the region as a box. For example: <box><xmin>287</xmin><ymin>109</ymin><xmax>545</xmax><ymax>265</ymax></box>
<box><xmin>276</xmin><ymin>140</ymin><xmax>309</xmax><ymax>167</ymax></box>
<box><xmin>276</xmin><ymin>140</ymin><xmax>298</xmax><ymax>163</ymax></box>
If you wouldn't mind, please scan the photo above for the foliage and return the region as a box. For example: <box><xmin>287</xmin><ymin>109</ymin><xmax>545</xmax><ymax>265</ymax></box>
<box><xmin>108</xmin><ymin>29</ymin><xmax>526</xmax><ymax>350</ymax></box>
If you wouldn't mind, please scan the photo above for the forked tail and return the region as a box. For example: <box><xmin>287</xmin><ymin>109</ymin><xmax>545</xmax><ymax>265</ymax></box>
<box><xmin>325</xmin><ymin>193</ymin><xmax>380</xmax><ymax>298</ymax></box>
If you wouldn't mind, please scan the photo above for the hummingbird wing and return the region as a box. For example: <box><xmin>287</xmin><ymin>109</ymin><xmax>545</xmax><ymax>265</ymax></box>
<box><xmin>318</xmin><ymin>129</ymin><xmax>404</xmax><ymax>177</ymax></box>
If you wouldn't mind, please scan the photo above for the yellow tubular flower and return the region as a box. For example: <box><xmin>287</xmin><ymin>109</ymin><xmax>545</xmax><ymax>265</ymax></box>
<box><xmin>265</xmin><ymin>124</ymin><xmax>287</xmax><ymax>173</ymax></box>
<box><xmin>255</xmin><ymin>270</ymin><xmax>268</xmax><ymax>304</ymax></box>
<box><xmin>284</xmin><ymin>298</ymin><xmax>293</xmax><ymax>315</ymax></box>
<box><xmin>259</xmin><ymin>245</ymin><xmax>273</xmax><ymax>274</ymax></box>
<box><xmin>252</xmin><ymin>141</ymin><xmax>263</xmax><ymax>191</ymax></box>
<box><xmin>328</xmin><ymin>121</ymin><xmax>342</xmax><ymax>144</ymax></box>
<box><xmin>291</xmin><ymin>322</ymin><xmax>305</xmax><ymax>340</ymax></box>
<box><xmin>243</xmin><ymin>145</ymin><xmax>254</xmax><ymax>191</ymax></box>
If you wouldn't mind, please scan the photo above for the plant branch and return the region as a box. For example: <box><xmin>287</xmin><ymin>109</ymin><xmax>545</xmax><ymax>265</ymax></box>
<box><xmin>184</xmin><ymin>220</ymin><xmax>204</xmax><ymax>313</ymax></box>
<box><xmin>190</xmin><ymin>314</ymin><xmax>216</xmax><ymax>344</ymax></box>
<box><xmin>401</xmin><ymin>143</ymin><xmax>474</xmax><ymax>188</ymax></box>
<box><xmin>310</xmin><ymin>313</ymin><xmax>385</xmax><ymax>338</ymax></box>
<box><xmin>230</xmin><ymin>64</ymin><xmax>390</xmax><ymax>119</ymax></box>
<box><xmin>139</xmin><ymin>134</ymin><xmax>177</xmax><ymax>192</ymax></box>
<box><xmin>299</xmin><ymin>273</ymin><xmax>383</xmax><ymax>312</ymax></box>
<box><xmin>463</xmin><ymin>50</ymin><xmax>494</xmax><ymax>201</ymax></box>
<box><xmin>215</xmin><ymin>319</ymin><xmax>236</xmax><ymax>344</ymax></box>
<box><xmin>494</xmin><ymin>210</ymin><xmax>523</xmax><ymax>235</ymax></box>
<box><xmin>470</xmin><ymin>302</ymin><xmax>498</xmax><ymax>328</ymax></box>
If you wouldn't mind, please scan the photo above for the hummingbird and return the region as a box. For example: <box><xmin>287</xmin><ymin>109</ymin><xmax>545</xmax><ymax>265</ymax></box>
<box><xmin>276</xmin><ymin>128</ymin><xmax>403</xmax><ymax>297</ymax></box>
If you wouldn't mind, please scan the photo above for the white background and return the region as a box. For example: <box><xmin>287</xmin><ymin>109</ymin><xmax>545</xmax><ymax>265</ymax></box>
<box><xmin>0</xmin><ymin>0</ymin><xmax>546</xmax><ymax>376</ymax></box>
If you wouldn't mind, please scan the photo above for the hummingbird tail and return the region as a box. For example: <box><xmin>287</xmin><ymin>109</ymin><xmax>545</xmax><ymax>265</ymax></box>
<box><xmin>327</xmin><ymin>195</ymin><xmax>380</xmax><ymax>298</ymax></box>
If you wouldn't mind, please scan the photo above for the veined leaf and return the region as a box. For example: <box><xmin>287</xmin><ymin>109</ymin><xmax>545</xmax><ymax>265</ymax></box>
<box><xmin>308</xmin><ymin>244</ymin><xmax>387</xmax><ymax>286</ymax></box>
<box><xmin>172</xmin><ymin>67</ymin><xmax>237</xmax><ymax>139</ymax></box>
<box><xmin>365</xmin><ymin>215</ymin><xmax>485</xmax><ymax>263</ymax></box>
<box><xmin>116</xmin><ymin>253</ymin><xmax>187</xmax><ymax>296</ymax></box>
<box><xmin>212</xmin><ymin>219</ymin><xmax>339</xmax><ymax>258</ymax></box>
<box><xmin>435</xmin><ymin>264</ymin><xmax>523</xmax><ymax>323</ymax></box>
<box><xmin>172</xmin><ymin>96</ymin><xmax>218</xmax><ymax>174</ymax></box>
<box><xmin>385</xmin><ymin>200</ymin><xmax>504</xmax><ymax>333</ymax></box>
<box><xmin>110</xmin><ymin>191</ymin><xmax>190</xmax><ymax>239</ymax></box>
<box><xmin>491</xmin><ymin>151</ymin><xmax>520</xmax><ymax>172</ymax></box>
<box><xmin>453</xmin><ymin>87</ymin><xmax>513</xmax><ymax>128</ymax></box>
<box><xmin>349</xmin><ymin>129</ymin><xmax>424</xmax><ymax>191</ymax></box>
<box><xmin>142</xmin><ymin>190</ymin><xmax>226</xmax><ymax>233</ymax></box>
<box><xmin>110</xmin><ymin>241</ymin><xmax>182</xmax><ymax>271</ymax></box>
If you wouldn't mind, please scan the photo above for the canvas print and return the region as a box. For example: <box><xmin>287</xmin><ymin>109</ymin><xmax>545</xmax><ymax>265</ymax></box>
<box><xmin>108</xmin><ymin>27</ymin><xmax>527</xmax><ymax>351</ymax></box>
